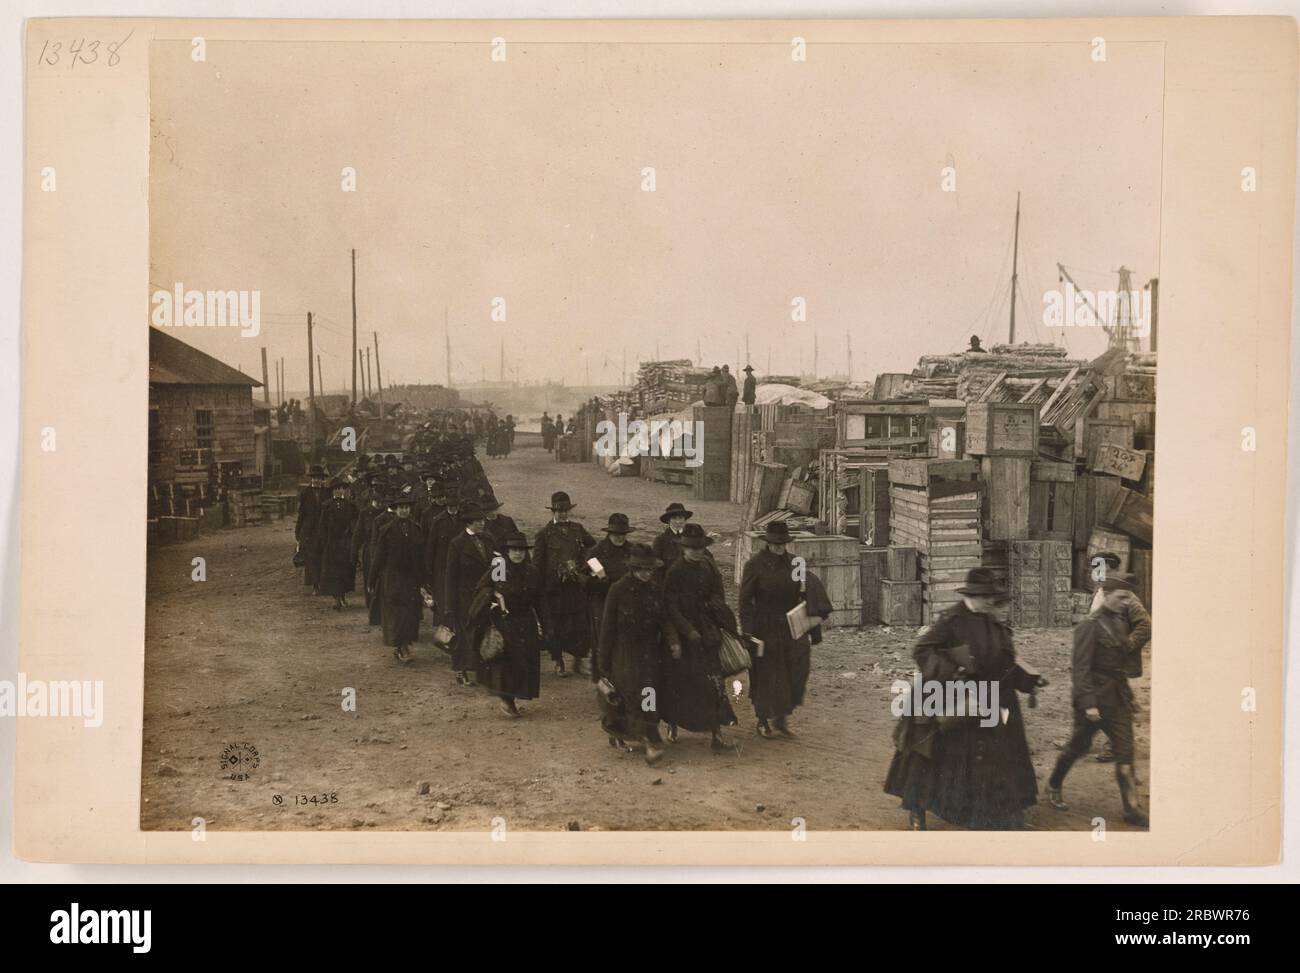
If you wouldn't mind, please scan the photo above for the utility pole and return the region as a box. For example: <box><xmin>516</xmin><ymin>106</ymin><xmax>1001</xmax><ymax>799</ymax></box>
<box><xmin>500</xmin><ymin>337</ymin><xmax>505</xmax><ymax>383</ymax></box>
<box><xmin>307</xmin><ymin>312</ymin><xmax>316</xmax><ymax>444</ymax></box>
<box><xmin>1146</xmin><ymin>277</ymin><xmax>1159</xmax><ymax>353</ymax></box>
<box><xmin>350</xmin><ymin>249</ymin><xmax>359</xmax><ymax>408</ymax></box>
<box><xmin>846</xmin><ymin>331</ymin><xmax>852</xmax><ymax>382</ymax></box>
<box><xmin>444</xmin><ymin>307</ymin><xmax>452</xmax><ymax>389</ymax></box>
<box><xmin>1009</xmin><ymin>191</ymin><xmax>1021</xmax><ymax>345</ymax></box>
<box><xmin>260</xmin><ymin>347</ymin><xmax>270</xmax><ymax>403</ymax></box>
<box><xmin>813</xmin><ymin>331</ymin><xmax>819</xmax><ymax>378</ymax></box>
<box><xmin>373</xmin><ymin>332</ymin><xmax>384</xmax><ymax>415</ymax></box>
<box><xmin>317</xmin><ymin>354</ymin><xmax>324</xmax><ymax>397</ymax></box>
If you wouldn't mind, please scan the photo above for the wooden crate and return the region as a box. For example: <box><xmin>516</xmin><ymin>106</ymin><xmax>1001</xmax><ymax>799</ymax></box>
<box><xmin>965</xmin><ymin>401</ymin><xmax>1040</xmax><ymax>457</ymax></box>
<box><xmin>692</xmin><ymin>405</ymin><xmax>733</xmax><ymax>501</ymax></box>
<box><xmin>1077</xmin><ymin>418</ymin><xmax>1134</xmax><ymax>468</ymax></box>
<box><xmin>888</xmin><ymin>457</ymin><xmax>979</xmax><ymax>488</ymax></box>
<box><xmin>1072</xmin><ymin>472</ymin><xmax>1125</xmax><ymax>550</ymax></box>
<box><xmin>859</xmin><ymin>466</ymin><xmax>891</xmax><ymax>546</ymax></box>
<box><xmin>887</xmin><ymin>546</ymin><xmax>918</xmax><ymax>581</ymax></box>
<box><xmin>980</xmin><ymin>456</ymin><xmax>1031</xmax><ymax>541</ymax></box>
<box><xmin>927</xmin><ymin>418</ymin><xmax>966</xmax><ymax>459</ymax></box>
<box><xmin>1093</xmin><ymin>441</ymin><xmax>1147</xmax><ymax>481</ymax></box>
<box><xmin>1008</xmin><ymin>539</ymin><xmax>1073</xmax><ymax>628</ymax></box>
<box><xmin>1132</xmin><ymin>547</ymin><xmax>1153</xmax><ymax>611</ymax></box>
<box><xmin>860</xmin><ymin>547</ymin><xmax>888</xmax><ymax>625</ymax></box>
<box><xmin>1103</xmin><ymin>486</ymin><xmax>1153</xmax><ymax>544</ymax></box>
<box><xmin>734</xmin><ymin>530</ymin><xmax>862</xmax><ymax>627</ymax></box>
<box><xmin>881</xmin><ymin>580</ymin><xmax>922</xmax><ymax>626</ymax></box>
<box><xmin>1028</xmin><ymin>460</ymin><xmax>1076</xmax><ymax>541</ymax></box>
<box><xmin>743</xmin><ymin>461</ymin><xmax>788</xmax><ymax>530</ymax></box>
<box><xmin>836</xmin><ymin>399</ymin><xmax>930</xmax><ymax>452</ymax></box>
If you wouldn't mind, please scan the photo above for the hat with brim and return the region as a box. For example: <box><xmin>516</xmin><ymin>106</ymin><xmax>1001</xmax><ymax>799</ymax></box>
<box><xmin>604</xmin><ymin>513</ymin><xmax>633</xmax><ymax>534</ymax></box>
<box><xmin>309</xmin><ymin>465</ymin><xmax>327</xmax><ymax>478</ymax></box>
<box><xmin>762</xmin><ymin>521</ymin><xmax>792</xmax><ymax>545</ymax></box>
<box><xmin>458</xmin><ymin>501</ymin><xmax>485</xmax><ymax>522</ymax></box>
<box><xmin>680</xmin><ymin>523</ymin><xmax>713</xmax><ymax>548</ymax></box>
<box><xmin>480</xmin><ymin>495</ymin><xmax>504</xmax><ymax>512</ymax></box>
<box><xmin>660</xmin><ymin>502</ymin><xmax>693</xmax><ymax>523</ymax></box>
<box><xmin>390</xmin><ymin>494</ymin><xmax>415</xmax><ymax>508</ymax></box>
<box><xmin>743</xmin><ymin>365</ymin><xmax>754</xmax><ymax>373</ymax></box>
<box><xmin>503</xmin><ymin>532</ymin><xmax>531</xmax><ymax>550</ymax></box>
<box><xmin>1099</xmin><ymin>572</ymin><xmax>1137</xmax><ymax>593</ymax></box>
<box><xmin>626</xmin><ymin>543</ymin><xmax>661</xmax><ymax>570</ymax></box>
<box><xmin>547</xmin><ymin>491</ymin><xmax>575</xmax><ymax>511</ymax></box>
<box><xmin>956</xmin><ymin>568</ymin><xmax>1007</xmax><ymax>597</ymax></box>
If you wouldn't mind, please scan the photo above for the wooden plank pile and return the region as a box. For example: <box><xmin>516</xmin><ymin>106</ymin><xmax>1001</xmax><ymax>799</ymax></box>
<box><xmin>886</xmin><ymin>458</ymin><xmax>982</xmax><ymax>624</ymax></box>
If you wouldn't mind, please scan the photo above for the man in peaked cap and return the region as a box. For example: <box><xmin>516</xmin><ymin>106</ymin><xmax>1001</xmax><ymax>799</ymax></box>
<box><xmin>1046</xmin><ymin>573</ymin><xmax>1149</xmax><ymax>827</ymax></box>
<box><xmin>1087</xmin><ymin>551</ymin><xmax>1151</xmax><ymax>765</ymax></box>
<box><xmin>534</xmin><ymin>491</ymin><xmax>596</xmax><ymax>677</ymax></box>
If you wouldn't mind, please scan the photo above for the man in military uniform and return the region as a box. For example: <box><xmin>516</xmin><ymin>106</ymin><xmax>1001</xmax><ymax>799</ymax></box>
<box><xmin>534</xmin><ymin>490</ymin><xmax>596</xmax><ymax>677</ymax></box>
<box><xmin>741</xmin><ymin>365</ymin><xmax>757</xmax><ymax>406</ymax></box>
<box><xmin>1046</xmin><ymin>573</ymin><xmax>1149</xmax><ymax>827</ymax></box>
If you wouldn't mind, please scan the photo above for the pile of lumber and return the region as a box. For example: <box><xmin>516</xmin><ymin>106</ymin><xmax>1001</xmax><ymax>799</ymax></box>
<box><xmin>913</xmin><ymin>343</ymin><xmax>1087</xmax><ymax>403</ymax></box>
<box><xmin>634</xmin><ymin>359</ymin><xmax>713</xmax><ymax>413</ymax></box>
<box><xmin>886</xmin><ymin>458</ymin><xmax>983</xmax><ymax>624</ymax></box>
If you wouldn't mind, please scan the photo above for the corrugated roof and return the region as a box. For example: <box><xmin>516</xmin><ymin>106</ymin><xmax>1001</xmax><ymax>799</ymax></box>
<box><xmin>150</xmin><ymin>327</ymin><xmax>262</xmax><ymax>386</ymax></box>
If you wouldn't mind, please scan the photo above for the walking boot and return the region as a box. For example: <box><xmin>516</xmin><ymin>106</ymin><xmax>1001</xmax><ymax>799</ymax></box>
<box><xmin>1117</xmin><ymin>764</ymin><xmax>1149</xmax><ymax>827</ymax></box>
<box><xmin>1045</xmin><ymin>783</ymin><xmax>1068</xmax><ymax>811</ymax></box>
<box><xmin>710</xmin><ymin>731</ymin><xmax>725</xmax><ymax>753</ymax></box>
<box><xmin>773</xmin><ymin>716</ymin><xmax>796</xmax><ymax>738</ymax></box>
<box><xmin>644</xmin><ymin>742</ymin><xmax>665</xmax><ymax>766</ymax></box>
<box><xmin>907</xmin><ymin>809</ymin><xmax>927</xmax><ymax>831</ymax></box>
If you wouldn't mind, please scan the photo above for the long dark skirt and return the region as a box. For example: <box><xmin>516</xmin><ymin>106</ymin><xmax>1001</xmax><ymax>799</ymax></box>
<box><xmin>477</xmin><ymin>615</ymin><xmax>542</xmax><ymax>701</ymax></box>
<box><xmin>545</xmin><ymin>608</ymin><xmax>591</xmax><ymax>662</ymax></box>
<box><xmin>660</xmin><ymin>644</ymin><xmax>737</xmax><ymax>732</ymax></box>
<box><xmin>884</xmin><ymin>698</ymin><xmax>1038</xmax><ymax>830</ymax></box>
<box><xmin>318</xmin><ymin>536</ymin><xmax>356</xmax><ymax>597</ymax></box>
<box><xmin>367</xmin><ymin>579</ymin><xmax>382</xmax><ymax>626</ymax></box>
<box><xmin>748</xmin><ymin>630</ymin><xmax>811</xmax><ymax>720</ymax></box>
<box><xmin>301</xmin><ymin>535</ymin><xmax>323</xmax><ymax>588</ymax></box>
<box><xmin>380</xmin><ymin>587</ymin><xmax>421</xmax><ymax>647</ymax></box>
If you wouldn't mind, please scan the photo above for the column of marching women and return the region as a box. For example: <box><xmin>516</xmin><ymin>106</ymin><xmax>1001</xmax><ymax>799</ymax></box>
<box><xmin>293</xmin><ymin>454</ymin><xmax>1150</xmax><ymax>828</ymax></box>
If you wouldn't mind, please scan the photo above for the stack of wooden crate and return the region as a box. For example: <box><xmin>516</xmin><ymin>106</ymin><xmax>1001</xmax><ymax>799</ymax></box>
<box><xmin>733</xmin><ymin>529</ymin><xmax>862</xmax><ymax>628</ymax></box>
<box><xmin>880</xmin><ymin>546</ymin><xmax>921</xmax><ymax>625</ymax></box>
<box><xmin>1007</xmin><ymin>539</ymin><xmax>1073</xmax><ymax>628</ymax></box>
<box><xmin>886</xmin><ymin>458</ymin><xmax>982</xmax><ymax>624</ymax></box>
<box><xmin>968</xmin><ymin>400</ymin><xmax>1040</xmax><ymax>542</ymax></box>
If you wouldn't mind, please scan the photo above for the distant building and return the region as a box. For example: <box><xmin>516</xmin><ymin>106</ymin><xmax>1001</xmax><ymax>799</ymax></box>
<box><xmin>148</xmin><ymin>327</ymin><xmax>262</xmax><ymax>494</ymax></box>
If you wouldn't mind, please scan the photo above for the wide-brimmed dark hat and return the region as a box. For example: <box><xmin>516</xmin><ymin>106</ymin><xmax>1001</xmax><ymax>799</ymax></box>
<box><xmin>547</xmin><ymin>491</ymin><xmax>575</xmax><ymax>511</ymax></box>
<box><xmin>626</xmin><ymin>543</ymin><xmax>660</xmax><ymax>570</ymax></box>
<box><xmin>384</xmin><ymin>455</ymin><xmax>400</xmax><ymax>467</ymax></box>
<box><xmin>328</xmin><ymin>477</ymin><xmax>349</xmax><ymax>490</ymax></box>
<box><xmin>390</xmin><ymin>491</ymin><xmax>415</xmax><ymax>507</ymax></box>
<box><xmin>479</xmin><ymin>493</ymin><xmax>504</xmax><ymax>512</ymax></box>
<box><xmin>762</xmin><ymin>521</ymin><xmax>792</xmax><ymax>545</ymax></box>
<box><xmin>1100</xmin><ymin>572</ymin><xmax>1137</xmax><ymax>592</ymax></box>
<box><xmin>743</xmin><ymin>365</ymin><xmax>754</xmax><ymax>373</ymax></box>
<box><xmin>603</xmin><ymin>513</ymin><xmax>633</xmax><ymax>534</ymax></box>
<box><xmin>458</xmin><ymin>501</ymin><xmax>485</xmax><ymax>522</ymax></box>
<box><xmin>680</xmin><ymin>523</ymin><xmax>713</xmax><ymax>548</ymax></box>
<box><xmin>1094</xmin><ymin>551</ymin><xmax>1123</xmax><ymax>570</ymax></box>
<box><xmin>957</xmin><ymin>568</ymin><xmax>1006</xmax><ymax>597</ymax></box>
<box><xmin>659</xmin><ymin>502</ymin><xmax>693</xmax><ymax>523</ymax></box>
<box><xmin>309</xmin><ymin>465</ymin><xmax>327</xmax><ymax>478</ymax></box>
<box><xmin>503</xmin><ymin>532</ymin><xmax>531</xmax><ymax>550</ymax></box>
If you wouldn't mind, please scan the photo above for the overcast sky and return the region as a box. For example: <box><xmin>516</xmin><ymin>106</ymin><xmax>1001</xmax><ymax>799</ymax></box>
<box><xmin>150</xmin><ymin>37</ymin><xmax>1162</xmax><ymax>391</ymax></box>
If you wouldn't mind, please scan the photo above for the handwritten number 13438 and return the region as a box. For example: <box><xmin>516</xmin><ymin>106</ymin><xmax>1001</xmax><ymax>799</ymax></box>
<box><xmin>37</xmin><ymin>32</ymin><xmax>132</xmax><ymax>69</ymax></box>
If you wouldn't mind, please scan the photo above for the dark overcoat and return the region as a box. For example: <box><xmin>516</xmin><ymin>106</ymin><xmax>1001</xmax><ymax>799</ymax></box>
<box><xmin>534</xmin><ymin>519</ymin><xmax>597</xmax><ymax>658</ymax></box>
<box><xmin>661</xmin><ymin>556</ymin><xmax>738</xmax><ymax>732</ymax></box>
<box><xmin>473</xmin><ymin>559</ymin><xmax>543</xmax><ymax>701</ymax></box>
<box><xmin>651</xmin><ymin>527</ymin><xmax>685</xmax><ymax>584</ymax></box>
<box><xmin>597</xmin><ymin>574</ymin><xmax>679</xmax><ymax>742</ymax></box>
<box><xmin>738</xmin><ymin>548</ymin><xmax>812</xmax><ymax>720</ymax></box>
<box><xmin>295</xmin><ymin>485</ymin><xmax>328</xmax><ymax>588</ymax></box>
<box><xmin>317</xmin><ymin>497</ymin><xmax>358</xmax><ymax>596</ymax></box>
<box><xmin>423</xmin><ymin>510</ymin><xmax>460</xmax><ymax>608</ymax></box>
<box><xmin>883</xmin><ymin>602</ymin><xmax>1040</xmax><ymax>830</ymax></box>
<box><xmin>442</xmin><ymin>528</ymin><xmax>494</xmax><ymax>670</ymax></box>
<box><xmin>584</xmin><ymin>538</ymin><xmax>630</xmax><ymax>678</ymax></box>
<box><xmin>368</xmin><ymin>516</ymin><xmax>424</xmax><ymax>647</ymax></box>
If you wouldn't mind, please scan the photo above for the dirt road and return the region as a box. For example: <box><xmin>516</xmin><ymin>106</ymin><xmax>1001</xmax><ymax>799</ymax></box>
<box><xmin>141</xmin><ymin>443</ymin><xmax>1149</xmax><ymax>833</ymax></box>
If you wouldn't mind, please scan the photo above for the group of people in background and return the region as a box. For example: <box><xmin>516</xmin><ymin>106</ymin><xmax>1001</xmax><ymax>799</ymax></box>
<box><xmin>294</xmin><ymin>459</ymin><xmax>834</xmax><ymax>766</ymax></box>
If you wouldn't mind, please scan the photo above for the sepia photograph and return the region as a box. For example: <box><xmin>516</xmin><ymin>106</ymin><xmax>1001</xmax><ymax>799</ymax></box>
<box><xmin>139</xmin><ymin>30</ymin><xmax>1163</xmax><ymax>835</ymax></box>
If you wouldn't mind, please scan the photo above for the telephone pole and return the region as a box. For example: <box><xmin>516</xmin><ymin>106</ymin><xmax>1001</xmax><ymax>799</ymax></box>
<box><xmin>350</xmin><ymin>249</ymin><xmax>358</xmax><ymax>408</ymax></box>
<box><xmin>1009</xmin><ymin>191</ymin><xmax>1021</xmax><ymax>345</ymax></box>
<box><xmin>373</xmin><ymin>332</ymin><xmax>385</xmax><ymax>415</ymax></box>
<box><xmin>306</xmin><ymin>312</ymin><xmax>316</xmax><ymax>443</ymax></box>
<box><xmin>260</xmin><ymin>347</ymin><xmax>270</xmax><ymax>403</ymax></box>
<box><xmin>444</xmin><ymin>307</ymin><xmax>452</xmax><ymax>389</ymax></box>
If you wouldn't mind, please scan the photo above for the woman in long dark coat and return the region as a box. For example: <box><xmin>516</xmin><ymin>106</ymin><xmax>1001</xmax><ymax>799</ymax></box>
<box><xmin>317</xmin><ymin>480</ymin><xmax>358</xmax><ymax>609</ymax></box>
<box><xmin>583</xmin><ymin>513</ymin><xmax>633</xmax><ymax>682</ymax></box>
<box><xmin>472</xmin><ymin>532</ymin><xmax>544</xmax><ymax>717</ymax></box>
<box><xmin>738</xmin><ymin>520</ymin><xmax>818</xmax><ymax>738</ymax></box>
<box><xmin>884</xmin><ymin>568</ymin><xmax>1047</xmax><ymax>831</ymax></box>
<box><xmin>295</xmin><ymin>465</ymin><xmax>329</xmax><ymax>593</ymax></box>
<box><xmin>442</xmin><ymin>502</ymin><xmax>493</xmax><ymax>686</ymax></box>
<box><xmin>662</xmin><ymin>524</ymin><xmax>738</xmax><ymax>751</ymax></box>
<box><xmin>351</xmin><ymin>479</ymin><xmax>389</xmax><ymax>624</ymax></box>
<box><xmin>597</xmin><ymin>543</ymin><xmax>680</xmax><ymax>765</ymax></box>
<box><xmin>367</xmin><ymin>492</ymin><xmax>424</xmax><ymax>662</ymax></box>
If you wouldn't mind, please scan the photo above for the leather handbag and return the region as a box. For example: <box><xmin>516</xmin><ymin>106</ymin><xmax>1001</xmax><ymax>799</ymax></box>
<box><xmin>292</xmin><ymin>543</ymin><xmax>304</xmax><ymax>567</ymax></box>
<box><xmin>478</xmin><ymin>624</ymin><xmax>505</xmax><ymax>662</ymax></box>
